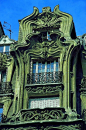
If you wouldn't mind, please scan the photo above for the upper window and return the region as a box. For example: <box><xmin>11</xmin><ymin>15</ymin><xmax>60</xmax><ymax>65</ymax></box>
<box><xmin>32</xmin><ymin>60</ymin><xmax>60</xmax><ymax>84</ymax></box>
<box><xmin>33</xmin><ymin>60</ymin><xmax>58</xmax><ymax>74</ymax></box>
<box><xmin>0</xmin><ymin>45</ymin><xmax>10</xmax><ymax>54</ymax></box>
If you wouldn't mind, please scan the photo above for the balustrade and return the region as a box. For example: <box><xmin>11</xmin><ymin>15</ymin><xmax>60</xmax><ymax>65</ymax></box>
<box><xmin>27</xmin><ymin>71</ymin><xmax>62</xmax><ymax>84</ymax></box>
<box><xmin>0</xmin><ymin>82</ymin><xmax>12</xmax><ymax>94</ymax></box>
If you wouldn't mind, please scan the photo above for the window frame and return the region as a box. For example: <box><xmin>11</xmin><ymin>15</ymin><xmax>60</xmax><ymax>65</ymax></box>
<box><xmin>0</xmin><ymin>70</ymin><xmax>6</xmax><ymax>83</ymax></box>
<box><xmin>0</xmin><ymin>45</ymin><xmax>10</xmax><ymax>54</ymax></box>
<box><xmin>30</xmin><ymin>58</ymin><xmax>60</xmax><ymax>84</ymax></box>
<box><xmin>29</xmin><ymin>96</ymin><xmax>60</xmax><ymax>109</ymax></box>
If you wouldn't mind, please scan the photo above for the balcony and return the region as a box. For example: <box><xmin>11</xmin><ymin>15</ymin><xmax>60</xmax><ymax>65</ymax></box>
<box><xmin>27</xmin><ymin>71</ymin><xmax>62</xmax><ymax>84</ymax></box>
<box><xmin>0</xmin><ymin>52</ymin><xmax>11</xmax><ymax>59</ymax></box>
<box><xmin>5</xmin><ymin>107</ymin><xmax>68</xmax><ymax>123</ymax></box>
<box><xmin>0</xmin><ymin>113</ymin><xmax>6</xmax><ymax>123</ymax></box>
<box><xmin>0</xmin><ymin>82</ymin><xmax>13</xmax><ymax>95</ymax></box>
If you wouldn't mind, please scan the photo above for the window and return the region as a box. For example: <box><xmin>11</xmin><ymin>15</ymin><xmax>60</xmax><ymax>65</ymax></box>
<box><xmin>32</xmin><ymin>60</ymin><xmax>60</xmax><ymax>84</ymax></box>
<box><xmin>0</xmin><ymin>46</ymin><xmax>3</xmax><ymax>52</ymax></box>
<box><xmin>0</xmin><ymin>103</ymin><xmax>3</xmax><ymax>123</ymax></box>
<box><xmin>0</xmin><ymin>107</ymin><xmax>3</xmax><ymax>122</ymax></box>
<box><xmin>0</xmin><ymin>45</ymin><xmax>10</xmax><ymax>54</ymax></box>
<box><xmin>41</xmin><ymin>32</ymin><xmax>51</xmax><ymax>41</ymax></box>
<box><xmin>29</xmin><ymin>97</ymin><xmax>60</xmax><ymax>109</ymax></box>
<box><xmin>33</xmin><ymin>60</ymin><xmax>58</xmax><ymax>73</ymax></box>
<box><xmin>0</xmin><ymin>70</ymin><xmax>6</xmax><ymax>83</ymax></box>
<box><xmin>0</xmin><ymin>70</ymin><xmax>6</xmax><ymax>93</ymax></box>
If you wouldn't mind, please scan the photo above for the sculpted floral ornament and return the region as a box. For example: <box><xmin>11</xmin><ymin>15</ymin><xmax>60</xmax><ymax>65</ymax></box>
<box><xmin>1</xmin><ymin>124</ymin><xmax>82</xmax><ymax>130</ymax></box>
<box><xmin>0</xmin><ymin>53</ymin><xmax>8</xmax><ymax>69</ymax></box>
<box><xmin>31</xmin><ymin>6</ymin><xmax>61</xmax><ymax>31</ymax></box>
<box><xmin>5</xmin><ymin>108</ymin><xmax>68</xmax><ymax>123</ymax></box>
<box><xmin>81</xmin><ymin>76</ymin><xmax>86</xmax><ymax>88</ymax></box>
<box><xmin>80</xmin><ymin>76</ymin><xmax>86</xmax><ymax>94</ymax></box>
<box><xmin>26</xmin><ymin>85</ymin><xmax>62</xmax><ymax>94</ymax></box>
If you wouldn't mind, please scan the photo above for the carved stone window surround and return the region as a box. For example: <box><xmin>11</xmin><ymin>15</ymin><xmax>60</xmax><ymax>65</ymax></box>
<box><xmin>25</xmin><ymin>83</ymin><xmax>63</xmax><ymax>108</ymax></box>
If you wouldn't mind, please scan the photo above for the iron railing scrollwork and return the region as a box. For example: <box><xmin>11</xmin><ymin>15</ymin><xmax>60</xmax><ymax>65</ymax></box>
<box><xmin>0</xmin><ymin>113</ymin><xmax>6</xmax><ymax>123</ymax></box>
<box><xmin>0</xmin><ymin>52</ymin><xmax>11</xmax><ymax>59</ymax></box>
<box><xmin>27</xmin><ymin>71</ymin><xmax>62</xmax><ymax>84</ymax></box>
<box><xmin>0</xmin><ymin>82</ymin><xmax>12</xmax><ymax>94</ymax></box>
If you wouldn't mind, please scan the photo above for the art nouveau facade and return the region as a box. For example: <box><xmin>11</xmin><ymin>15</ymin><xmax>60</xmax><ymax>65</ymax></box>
<box><xmin>0</xmin><ymin>5</ymin><xmax>86</xmax><ymax>130</ymax></box>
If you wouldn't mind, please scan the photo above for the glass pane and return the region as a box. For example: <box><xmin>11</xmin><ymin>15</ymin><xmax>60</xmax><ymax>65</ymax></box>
<box><xmin>47</xmin><ymin>62</ymin><xmax>50</xmax><ymax>72</ymax></box>
<box><xmin>2</xmin><ymin>70</ymin><xmax>6</xmax><ymax>82</ymax></box>
<box><xmin>5</xmin><ymin>46</ymin><xmax>10</xmax><ymax>52</ymax></box>
<box><xmin>38</xmin><ymin>62</ymin><xmax>42</xmax><ymax>73</ymax></box>
<box><xmin>56</xmin><ymin>62</ymin><xmax>58</xmax><ymax>71</ymax></box>
<box><xmin>0</xmin><ymin>46</ymin><xmax>3</xmax><ymax>52</ymax></box>
<box><xmin>42</xmin><ymin>62</ymin><xmax>45</xmax><ymax>72</ymax></box>
<box><xmin>0</xmin><ymin>108</ymin><xmax>3</xmax><ymax>122</ymax></box>
<box><xmin>29</xmin><ymin>97</ymin><xmax>60</xmax><ymax>109</ymax></box>
<box><xmin>51</xmin><ymin>62</ymin><xmax>54</xmax><ymax>72</ymax></box>
<box><xmin>33</xmin><ymin>63</ymin><xmax>36</xmax><ymax>73</ymax></box>
<box><xmin>0</xmin><ymin>108</ymin><xmax>3</xmax><ymax>113</ymax></box>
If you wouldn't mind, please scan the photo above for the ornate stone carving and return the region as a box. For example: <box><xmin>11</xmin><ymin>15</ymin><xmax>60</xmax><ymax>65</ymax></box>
<box><xmin>0</xmin><ymin>53</ymin><xmax>7</xmax><ymax>69</ymax></box>
<box><xmin>18</xmin><ymin>5</ymin><xmax>75</xmax><ymax>44</ymax></box>
<box><xmin>6</xmin><ymin>108</ymin><xmax>67</xmax><ymax>123</ymax></box>
<box><xmin>32</xmin><ymin>12</ymin><xmax>61</xmax><ymax>32</ymax></box>
<box><xmin>1</xmin><ymin>124</ymin><xmax>82</xmax><ymax>130</ymax></box>
<box><xmin>26</xmin><ymin>85</ymin><xmax>62</xmax><ymax>94</ymax></box>
<box><xmin>82</xmin><ymin>109</ymin><xmax>86</xmax><ymax>122</ymax></box>
<box><xmin>40</xmin><ymin>124</ymin><xmax>82</xmax><ymax>130</ymax></box>
<box><xmin>80</xmin><ymin>76</ymin><xmax>86</xmax><ymax>94</ymax></box>
<box><xmin>21</xmin><ymin>108</ymin><xmax>67</xmax><ymax>121</ymax></box>
<box><xmin>0</xmin><ymin>82</ymin><xmax>12</xmax><ymax>94</ymax></box>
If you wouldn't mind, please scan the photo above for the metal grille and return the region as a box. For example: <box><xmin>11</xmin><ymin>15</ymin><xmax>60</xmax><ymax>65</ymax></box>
<box><xmin>0</xmin><ymin>82</ymin><xmax>12</xmax><ymax>94</ymax></box>
<box><xmin>27</xmin><ymin>71</ymin><xmax>62</xmax><ymax>84</ymax></box>
<box><xmin>0</xmin><ymin>113</ymin><xmax>3</xmax><ymax>123</ymax></box>
<box><xmin>0</xmin><ymin>52</ymin><xmax>11</xmax><ymax>59</ymax></box>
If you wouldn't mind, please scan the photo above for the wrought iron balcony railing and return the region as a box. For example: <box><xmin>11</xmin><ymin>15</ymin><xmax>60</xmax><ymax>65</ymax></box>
<box><xmin>0</xmin><ymin>52</ymin><xmax>11</xmax><ymax>59</ymax></box>
<box><xmin>0</xmin><ymin>113</ymin><xmax>6</xmax><ymax>123</ymax></box>
<box><xmin>0</xmin><ymin>82</ymin><xmax>12</xmax><ymax>94</ymax></box>
<box><xmin>27</xmin><ymin>71</ymin><xmax>62</xmax><ymax>84</ymax></box>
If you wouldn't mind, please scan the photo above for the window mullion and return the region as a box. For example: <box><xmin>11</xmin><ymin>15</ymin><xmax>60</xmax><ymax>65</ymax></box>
<box><xmin>58</xmin><ymin>58</ymin><xmax>60</xmax><ymax>71</ymax></box>
<box><xmin>45</xmin><ymin>62</ymin><xmax>47</xmax><ymax>72</ymax></box>
<box><xmin>0</xmin><ymin>72</ymin><xmax>1</xmax><ymax>82</ymax></box>
<box><xmin>36</xmin><ymin>62</ymin><xmax>38</xmax><ymax>73</ymax></box>
<box><xmin>3</xmin><ymin>46</ymin><xmax>5</xmax><ymax>53</ymax></box>
<box><xmin>54</xmin><ymin>60</ymin><xmax>56</xmax><ymax>72</ymax></box>
<box><xmin>47</xmin><ymin>32</ymin><xmax>48</xmax><ymax>39</ymax></box>
<box><xmin>45</xmin><ymin>62</ymin><xmax>47</xmax><ymax>83</ymax></box>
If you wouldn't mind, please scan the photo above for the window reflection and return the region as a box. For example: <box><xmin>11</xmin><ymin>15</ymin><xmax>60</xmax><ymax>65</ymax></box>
<box><xmin>0</xmin><ymin>45</ymin><xmax>10</xmax><ymax>54</ymax></box>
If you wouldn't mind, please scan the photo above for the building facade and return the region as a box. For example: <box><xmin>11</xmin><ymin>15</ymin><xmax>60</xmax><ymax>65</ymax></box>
<box><xmin>0</xmin><ymin>5</ymin><xmax>86</xmax><ymax>130</ymax></box>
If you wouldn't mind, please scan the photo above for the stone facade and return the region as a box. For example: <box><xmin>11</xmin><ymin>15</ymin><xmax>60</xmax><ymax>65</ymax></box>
<box><xmin>0</xmin><ymin>5</ymin><xmax>86</xmax><ymax>130</ymax></box>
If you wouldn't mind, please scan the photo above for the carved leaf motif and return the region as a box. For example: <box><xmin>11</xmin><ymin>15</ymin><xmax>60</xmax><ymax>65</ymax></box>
<box><xmin>27</xmin><ymin>85</ymin><xmax>61</xmax><ymax>94</ymax></box>
<box><xmin>20</xmin><ymin>108</ymin><xmax>66</xmax><ymax>121</ymax></box>
<box><xmin>32</xmin><ymin>12</ymin><xmax>61</xmax><ymax>31</ymax></box>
